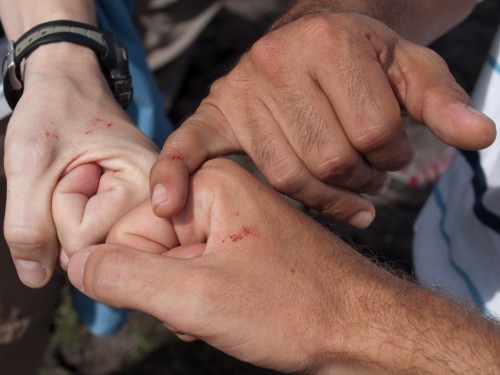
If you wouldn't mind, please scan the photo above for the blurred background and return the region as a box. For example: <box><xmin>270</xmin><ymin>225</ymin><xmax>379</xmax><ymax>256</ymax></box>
<box><xmin>39</xmin><ymin>0</ymin><xmax>500</xmax><ymax>374</ymax></box>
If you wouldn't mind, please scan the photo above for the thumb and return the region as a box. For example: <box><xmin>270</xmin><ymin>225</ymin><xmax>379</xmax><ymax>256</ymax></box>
<box><xmin>393</xmin><ymin>41</ymin><xmax>496</xmax><ymax>150</ymax></box>
<box><xmin>150</xmin><ymin>104</ymin><xmax>239</xmax><ymax>218</ymax></box>
<box><xmin>52</xmin><ymin>162</ymin><xmax>150</xmax><ymax>259</ymax></box>
<box><xmin>67</xmin><ymin>244</ymin><xmax>204</xmax><ymax>324</ymax></box>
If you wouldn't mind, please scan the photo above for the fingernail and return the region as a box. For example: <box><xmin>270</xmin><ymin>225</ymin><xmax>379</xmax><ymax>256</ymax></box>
<box><xmin>68</xmin><ymin>250</ymin><xmax>90</xmax><ymax>291</ymax></box>
<box><xmin>152</xmin><ymin>184</ymin><xmax>168</xmax><ymax>208</ymax></box>
<box><xmin>348</xmin><ymin>210</ymin><xmax>375</xmax><ymax>229</ymax></box>
<box><xmin>15</xmin><ymin>259</ymin><xmax>47</xmax><ymax>287</ymax></box>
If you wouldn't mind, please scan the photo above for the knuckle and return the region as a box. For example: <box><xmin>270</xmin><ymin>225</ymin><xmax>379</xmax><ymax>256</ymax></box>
<box><xmin>312</xmin><ymin>154</ymin><xmax>353</xmax><ymax>182</ymax></box>
<box><xmin>301</xmin><ymin>15</ymin><xmax>335</xmax><ymax>42</ymax></box>
<box><xmin>266</xmin><ymin>159</ymin><xmax>307</xmax><ymax>194</ymax></box>
<box><xmin>350</xmin><ymin>113</ymin><xmax>401</xmax><ymax>154</ymax></box>
<box><xmin>354</xmin><ymin>124</ymin><xmax>395</xmax><ymax>152</ymax></box>
<box><xmin>299</xmin><ymin>14</ymin><xmax>355</xmax><ymax>54</ymax></box>
<box><xmin>251</xmin><ymin>137</ymin><xmax>308</xmax><ymax>194</ymax></box>
<box><xmin>206</xmin><ymin>75</ymin><xmax>227</xmax><ymax>98</ymax></box>
<box><xmin>4</xmin><ymin>224</ymin><xmax>52</xmax><ymax>252</ymax></box>
<box><xmin>248</xmin><ymin>36</ymin><xmax>287</xmax><ymax>82</ymax></box>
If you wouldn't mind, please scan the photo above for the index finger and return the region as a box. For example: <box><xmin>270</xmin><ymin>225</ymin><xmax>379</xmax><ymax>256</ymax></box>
<box><xmin>3</xmin><ymin>159</ymin><xmax>59</xmax><ymax>288</ymax></box>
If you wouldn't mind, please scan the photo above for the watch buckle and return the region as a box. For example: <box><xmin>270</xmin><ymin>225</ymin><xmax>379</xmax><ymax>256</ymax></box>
<box><xmin>5</xmin><ymin>41</ymin><xmax>23</xmax><ymax>91</ymax></box>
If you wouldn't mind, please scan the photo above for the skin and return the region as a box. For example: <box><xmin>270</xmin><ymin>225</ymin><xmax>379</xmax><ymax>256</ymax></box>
<box><xmin>0</xmin><ymin>0</ymin><xmax>496</xmax><ymax>287</ymax></box>
<box><xmin>0</xmin><ymin>1</ymin><xmax>159</xmax><ymax>287</ymax></box>
<box><xmin>149</xmin><ymin>0</ymin><xmax>496</xmax><ymax>228</ymax></box>
<box><xmin>68</xmin><ymin>159</ymin><xmax>500</xmax><ymax>374</ymax></box>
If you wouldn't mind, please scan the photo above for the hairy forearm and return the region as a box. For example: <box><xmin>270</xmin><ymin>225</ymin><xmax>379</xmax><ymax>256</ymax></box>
<box><xmin>276</xmin><ymin>0</ymin><xmax>477</xmax><ymax>44</ymax></box>
<box><xmin>319</xmin><ymin>240</ymin><xmax>500</xmax><ymax>374</ymax></box>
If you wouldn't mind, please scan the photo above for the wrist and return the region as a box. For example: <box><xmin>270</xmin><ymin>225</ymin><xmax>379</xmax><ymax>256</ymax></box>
<box><xmin>23</xmin><ymin>42</ymin><xmax>103</xmax><ymax>86</ymax></box>
<box><xmin>270</xmin><ymin>1</ymin><xmax>372</xmax><ymax>31</ymax></box>
<box><xmin>4</xmin><ymin>21</ymin><xmax>132</xmax><ymax>110</ymax></box>
<box><xmin>17</xmin><ymin>42</ymin><xmax>111</xmax><ymax>107</ymax></box>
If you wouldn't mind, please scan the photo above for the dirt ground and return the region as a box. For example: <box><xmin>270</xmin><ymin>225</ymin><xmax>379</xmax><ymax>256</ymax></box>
<box><xmin>39</xmin><ymin>1</ymin><xmax>500</xmax><ymax>374</ymax></box>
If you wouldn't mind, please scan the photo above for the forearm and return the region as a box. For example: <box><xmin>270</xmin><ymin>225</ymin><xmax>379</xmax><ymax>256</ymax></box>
<box><xmin>276</xmin><ymin>0</ymin><xmax>477</xmax><ymax>44</ymax></box>
<box><xmin>0</xmin><ymin>1</ymin><xmax>105</xmax><ymax>106</ymax></box>
<box><xmin>0</xmin><ymin>0</ymin><xmax>96</xmax><ymax>39</ymax></box>
<box><xmin>320</xmin><ymin>241</ymin><xmax>500</xmax><ymax>374</ymax></box>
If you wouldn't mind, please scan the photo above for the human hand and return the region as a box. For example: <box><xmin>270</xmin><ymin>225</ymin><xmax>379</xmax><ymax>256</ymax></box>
<box><xmin>149</xmin><ymin>12</ymin><xmax>496</xmax><ymax>228</ymax></box>
<box><xmin>3</xmin><ymin>44</ymin><xmax>159</xmax><ymax>287</ymax></box>
<box><xmin>68</xmin><ymin>158</ymin><xmax>500</xmax><ymax>374</ymax></box>
<box><xmin>68</xmin><ymin>159</ymin><xmax>364</xmax><ymax>373</ymax></box>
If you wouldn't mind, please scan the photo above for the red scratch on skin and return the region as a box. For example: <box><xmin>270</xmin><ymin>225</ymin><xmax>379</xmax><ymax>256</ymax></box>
<box><xmin>226</xmin><ymin>226</ymin><xmax>257</xmax><ymax>243</ymax></box>
<box><xmin>96</xmin><ymin>118</ymin><xmax>113</xmax><ymax>128</ymax></box>
<box><xmin>230</xmin><ymin>234</ymin><xmax>244</xmax><ymax>242</ymax></box>
<box><xmin>171</xmin><ymin>153</ymin><xmax>184</xmax><ymax>161</ymax></box>
<box><xmin>242</xmin><ymin>226</ymin><xmax>254</xmax><ymax>236</ymax></box>
<box><xmin>43</xmin><ymin>129</ymin><xmax>59</xmax><ymax>140</ymax></box>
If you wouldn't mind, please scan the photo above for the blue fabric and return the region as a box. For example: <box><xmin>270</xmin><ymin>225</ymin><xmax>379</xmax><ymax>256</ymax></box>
<box><xmin>96</xmin><ymin>0</ymin><xmax>173</xmax><ymax>147</ymax></box>
<box><xmin>71</xmin><ymin>287</ymin><xmax>129</xmax><ymax>336</ymax></box>
<box><xmin>71</xmin><ymin>0</ymin><xmax>174</xmax><ymax>336</ymax></box>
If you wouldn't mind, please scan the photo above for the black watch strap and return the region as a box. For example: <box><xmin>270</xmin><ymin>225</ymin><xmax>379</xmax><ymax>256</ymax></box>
<box><xmin>2</xmin><ymin>20</ymin><xmax>133</xmax><ymax>110</ymax></box>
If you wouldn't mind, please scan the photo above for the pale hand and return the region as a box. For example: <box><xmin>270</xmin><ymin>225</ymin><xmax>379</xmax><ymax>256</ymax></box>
<box><xmin>4</xmin><ymin>46</ymin><xmax>159</xmax><ymax>288</ymax></box>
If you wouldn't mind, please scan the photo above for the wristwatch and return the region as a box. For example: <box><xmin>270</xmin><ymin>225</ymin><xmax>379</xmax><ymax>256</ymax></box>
<box><xmin>2</xmin><ymin>20</ymin><xmax>133</xmax><ymax>110</ymax></box>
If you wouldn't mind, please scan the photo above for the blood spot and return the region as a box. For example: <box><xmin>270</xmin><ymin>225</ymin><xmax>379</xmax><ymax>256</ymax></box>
<box><xmin>227</xmin><ymin>226</ymin><xmax>257</xmax><ymax>243</ymax></box>
<box><xmin>96</xmin><ymin>118</ymin><xmax>113</xmax><ymax>128</ymax></box>
<box><xmin>171</xmin><ymin>153</ymin><xmax>184</xmax><ymax>161</ymax></box>
<box><xmin>230</xmin><ymin>234</ymin><xmax>243</xmax><ymax>242</ymax></box>
<box><xmin>242</xmin><ymin>227</ymin><xmax>254</xmax><ymax>236</ymax></box>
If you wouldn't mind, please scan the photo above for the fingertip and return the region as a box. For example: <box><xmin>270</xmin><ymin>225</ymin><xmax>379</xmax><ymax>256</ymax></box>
<box><xmin>151</xmin><ymin>184</ymin><xmax>168</xmax><ymax>211</ymax></box>
<box><xmin>460</xmin><ymin>104</ymin><xmax>497</xmax><ymax>148</ymax></box>
<box><xmin>347</xmin><ymin>210</ymin><xmax>375</xmax><ymax>229</ymax></box>
<box><xmin>14</xmin><ymin>258</ymin><xmax>49</xmax><ymax>288</ymax></box>
<box><xmin>429</xmin><ymin>101</ymin><xmax>496</xmax><ymax>151</ymax></box>
<box><xmin>151</xmin><ymin>183</ymin><xmax>187</xmax><ymax>218</ymax></box>
<box><xmin>68</xmin><ymin>249</ymin><xmax>91</xmax><ymax>292</ymax></box>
